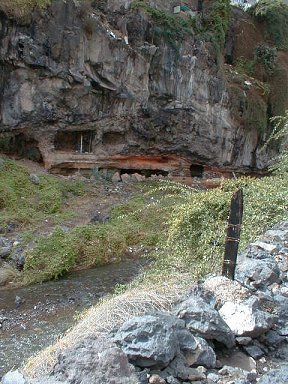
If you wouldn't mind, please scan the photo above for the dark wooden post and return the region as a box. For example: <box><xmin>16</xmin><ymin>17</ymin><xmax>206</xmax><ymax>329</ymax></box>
<box><xmin>222</xmin><ymin>188</ymin><xmax>243</xmax><ymax>280</ymax></box>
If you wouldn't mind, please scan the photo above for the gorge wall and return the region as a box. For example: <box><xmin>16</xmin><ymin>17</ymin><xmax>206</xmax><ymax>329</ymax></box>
<box><xmin>0</xmin><ymin>0</ymin><xmax>287</xmax><ymax>178</ymax></box>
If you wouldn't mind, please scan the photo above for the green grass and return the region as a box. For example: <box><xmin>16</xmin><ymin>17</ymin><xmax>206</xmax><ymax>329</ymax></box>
<box><xmin>149</xmin><ymin>174</ymin><xmax>288</xmax><ymax>281</ymax></box>
<box><xmin>0</xmin><ymin>159</ymin><xmax>86</xmax><ymax>229</ymax></box>
<box><xmin>22</xmin><ymin>170</ymin><xmax>288</xmax><ymax>285</ymax></box>
<box><xmin>22</xmin><ymin>194</ymin><xmax>169</xmax><ymax>284</ymax></box>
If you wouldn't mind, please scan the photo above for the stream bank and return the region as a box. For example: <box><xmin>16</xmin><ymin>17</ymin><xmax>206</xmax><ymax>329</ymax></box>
<box><xmin>0</xmin><ymin>259</ymin><xmax>149</xmax><ymax>376</ymax></box>
<box><xmin>4</xmin><ymin>221</ymin><xmax>287</xmax><ymax>384</ymax></box>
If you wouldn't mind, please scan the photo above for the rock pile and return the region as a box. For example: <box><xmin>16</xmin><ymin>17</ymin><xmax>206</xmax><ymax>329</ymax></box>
<box><xmin>2</xmin><ymin>222</ymin><xmax>288</xmax><ymax>384</ymax></box>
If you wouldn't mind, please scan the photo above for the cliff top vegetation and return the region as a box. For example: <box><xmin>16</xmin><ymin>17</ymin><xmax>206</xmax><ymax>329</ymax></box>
<box><xmin>0</xmin><ymin>0</ymin><xmax>51</xmax><ymax>18</ymax></box>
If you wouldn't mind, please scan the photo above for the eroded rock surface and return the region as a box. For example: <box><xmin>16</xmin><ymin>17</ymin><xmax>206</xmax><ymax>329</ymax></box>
<box><xmin>0</xmin><ymin>0</ymin><xmax>282</xmax><ymax>177</ymax></box>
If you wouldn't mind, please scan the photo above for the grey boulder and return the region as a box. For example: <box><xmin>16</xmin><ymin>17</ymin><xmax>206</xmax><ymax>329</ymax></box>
<box><xmin>258</xmin><ymin>366</ymin><xmax>288</xmax><ymax>383</ymax></box>
<box><xmin>112</xmin><ymin>313</ymin><xmax>195</xmax><ymax>368</ymax></box>
<box><xmin>35</xmin><ymin>338</ymin><xmax>140</xmax><ymax>384</ymax></box>
<box><xmin>0</xmin><ymin>238</ymin><xmax>12</xmax><ymax>259</ymax></box>
<box><xmin>1</xmin><ymin>370</ymin><xmax>27</xmax><ymax>384</ymax></box>
<box><xmin>173</xmin><ymin>295</ymin><xmax>235</xmax><ymax>348</ymax></box>
<box><xmin>219</xmin><ymin>296</ymin><xmax>275</xmax><ymax>337</ymax></box>
<box><xmin>236</xmin><ymin>259</ymin><xmax>280</xmax><ymax>289</ymax></box>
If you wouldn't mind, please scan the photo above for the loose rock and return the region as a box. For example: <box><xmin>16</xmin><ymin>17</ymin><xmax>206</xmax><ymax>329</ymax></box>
<box><xmin>174</xmin><ymin>294</ymin><xmax>235</xmax><ymax>348</ymax></box>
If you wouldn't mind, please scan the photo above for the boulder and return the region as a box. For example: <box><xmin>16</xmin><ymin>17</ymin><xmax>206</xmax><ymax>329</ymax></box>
<box><xmin>90</xmin><ymin>212</ymin><xmax>110</xmax><ymax>223</ymax></box>
<box><xmin>262</xmin><ymin>228</ymin><xmax>288</xmax><ymax>244</ymax></box>
<box><xmin>219</xmin><ymin>296</ymin><xmax>275</xmax><ymax>337</ymax></box>
<box><xmin>148</xmin><ymin>374</ymin><xmax>166</xmax><ymax>384</ymax></box>
<box><xmin>1</xmin><ymin>370</ymin><xmax>27</xmax><ymax>384</ymax></box>
<box><xmin>0</xmin><ymin>237</ymin><xmax>12</xmax><ymax>259</ymax></box>
<box><xmin>39</xmin><ymin>337</ymin><xmax>140</xmax><ymax>384</ymax></box>
<box><xmin>112</xmin><ymin>313</ymin><xmax>194</xmax><ymax>368</ymax></box>
<box><xmin>184</xmin><ymin>337</ymin><xmax>216</xmax><ymax>369</ymax></box>
<box><xmin>243</xmin><ymin>344</ymin><xmax>265</xmax><ymax>359</ymax></box>
<box><xmin>173</xmin><ymin>294</ymin><xmax>235</xmax><ymax>348</ymax></box>
<box><xmin>112</xmin><ymin>171</ymin><xmax>121</xmax><ymax>183</ymax></box>
<box><xmin>193</xmin><ymin>337</ymin><xmax>216</xmax><ymax>368</ymax></box>
<box><xmin>258</xmin><ymin>366</ymin><xmax>288</xmax><ymax>383</ymax></box>
<box><xmin>251</xmin><ymin>241</ymin><xmax>278</xmax><ymax>255</ymax></box>
<box><xmin>162</xmin><ymin>354</ymin><xmax>192</xmax><ymax>381</ymax></box>
<box><xmin>29</xmin><ymin>174</ymin><xmax>40</xmax><ymax>185</ymax></box>
<box><xmin>121</xmin><ymin>173</ymin><xmax>131</xmax><ymax>183</ymax></box>
<box><xmin>236</xmin><ymin>259</ymin><xmax>280</xmax><ymax>289</ymax></box>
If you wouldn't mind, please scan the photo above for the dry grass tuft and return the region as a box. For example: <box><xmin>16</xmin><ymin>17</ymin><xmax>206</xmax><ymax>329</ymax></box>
<box><xmin>0</xmin><ymin>264</ymin><xmax>19</xmax><ymax>285</ymax></box>
<box><xmin>24</xmin><ymin>275</ymin><xmax>190</xmax><ymax>378</ymax></box>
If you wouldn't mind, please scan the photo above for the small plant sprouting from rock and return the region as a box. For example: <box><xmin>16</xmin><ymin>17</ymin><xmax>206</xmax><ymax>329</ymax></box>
<box><xmin>254</xmin><ymin>45</ymin><xmax>277</xmax><ymax>74</ymax></box>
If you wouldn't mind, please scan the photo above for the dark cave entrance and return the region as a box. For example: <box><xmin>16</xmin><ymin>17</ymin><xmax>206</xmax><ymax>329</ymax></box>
<box><xmin>0</xmin><ymin>133</ymin><xmax>43</xmax><ymax>163</ymax></box>
<box><xmin>54</xmin><ymin>131</ymin><xmax>94</xmax><ymax>153</ymax></box>
<box><xmin>190</xmin><ymin>164</ymin><xmax>204</xmax><ymax>178</ymax></box>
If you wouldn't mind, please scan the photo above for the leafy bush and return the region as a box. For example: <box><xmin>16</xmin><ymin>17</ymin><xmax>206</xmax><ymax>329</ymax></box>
<box><xmin>266</xmin><ymin>110</ymin><xmax>288</xmax><ymax>173</ymax></box>
<box><xmin>130</xmin><ymin>0</ymin><xmax>194</xmax><ymax>46</ymax></box>
<box><xmin>202</xmin><ymin>0</ymin><xmax>231</xmax><ymax>52</ymax></box>
<box><xmin>254</xmin><ymin>45</ymin><xmax>277</xmax><ymax>73</ymax></box>
<box><xmin>235</xmin><ymin>57</ymin><xmax>256</xmax><ymax>76</ymax></box>
<box><xmin>149</xmin><ymin>174</ymin><xmax>288</xmax><ymax>280</ymax></box>
<box><xmin>250</xmin><ymin>0</ymin><xmax>288</xmax><ymax>49</ymax></box>
<box><xmin>23</xmin><ymin>228</ymin><xmax>77</xmax><ymax>284</ymax></box>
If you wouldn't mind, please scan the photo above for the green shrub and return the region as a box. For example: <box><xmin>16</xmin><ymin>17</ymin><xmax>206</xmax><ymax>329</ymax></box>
<box><xmin>250</xmin><ymin>0</ymin><xmax>288</xmax><ymax>49</ymax></box>
<box><xmin>149</xmin><ymin>174</ymin><xmax>288</xmax><ymax>280</ymax></box>
<box><xmin>266</xmin><ymin>110</ymin><xmax>288</xmax><ymax>173</ymax></box>
<box><xmin>23</xmin><ymin>228</ymin><xmax>77</xmax><ymax>284</ymax></box>
<box><xmin>235</xmin><ymin>57</ymin><xmax>256</xmax><ymax>76</ymax></box>
<box><xmin>130</xmin><ymin>0</ymin><xmax>194</xmax><ymax>46</ymax></box>
<box><xmin>202</xmin><ymin>0</ymin><xmax>231</xmax><ymax>52</ymax></box>
<box><xmin>254</xmin><ymin>45</ymin><xmax>277</xmax><ymax>73</ymax></box>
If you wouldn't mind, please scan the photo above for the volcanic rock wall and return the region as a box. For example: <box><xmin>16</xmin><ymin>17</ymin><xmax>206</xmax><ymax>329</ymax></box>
<box><xmin>0</xmin><ymin>0</ymin><xmax>284</xmax><ymax>176</ymax></box>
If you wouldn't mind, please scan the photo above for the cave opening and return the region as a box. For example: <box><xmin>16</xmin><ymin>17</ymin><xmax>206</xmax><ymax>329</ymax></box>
<box><xmin>190</xmin><ymin>164</ymin><xmax>204</xmax><ymax>178</ymax></box>
<box><xmin>54</xmin><ymin>131</ymin><xmax>94</xmax><ymax>153</ymax></box>
<box><xmin>120</xmin><ymin>168</ymin><xmax>169</xmax><ymax>178</ymax></box>
<box><xmin>0</xmin><ymin>133</ymin><xmax>43</xmax><ymax>163</ymax></box>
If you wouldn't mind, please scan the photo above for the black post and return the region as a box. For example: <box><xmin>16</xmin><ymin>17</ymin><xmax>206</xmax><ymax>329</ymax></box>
<box><xmin>222</xmin><ymin>188</ymin><xmax>243</xmax><ymax>280</ymax></box>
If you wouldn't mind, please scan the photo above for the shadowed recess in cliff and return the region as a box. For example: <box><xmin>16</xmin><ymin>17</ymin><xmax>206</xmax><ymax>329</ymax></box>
<box><xmin>0</xmin><ymin>133</ymin><xmax>43</xmax><ymax>162</ymax></box>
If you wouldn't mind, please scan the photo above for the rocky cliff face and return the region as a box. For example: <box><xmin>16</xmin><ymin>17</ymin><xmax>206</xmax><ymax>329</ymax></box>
<box><xmin>0</xmin><ymin>0</ymin><xmax>285</xmax><ymax>177</ymax></box>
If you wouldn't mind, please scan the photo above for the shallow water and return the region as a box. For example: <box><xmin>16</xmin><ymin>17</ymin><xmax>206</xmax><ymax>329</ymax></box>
<box><xmin>0</xmin><ymin>260</ymin><xmax>148</xmax><ymax>376</ymax></box>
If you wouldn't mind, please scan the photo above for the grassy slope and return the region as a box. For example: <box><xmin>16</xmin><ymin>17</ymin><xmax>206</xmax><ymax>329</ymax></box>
<box><xmin>24</xmin><ymin>169</ymin><xmax>288</xmax><ymax>378</ymax></box>
<box><xmin>22</xmin><ymin>167</ymin><xmax>288</xmax><ymax>284</ymax></box>
<box><xmin>0</xmin><ymin>159</ymin><xmax>85</xmax><ymax>229</ymax></box>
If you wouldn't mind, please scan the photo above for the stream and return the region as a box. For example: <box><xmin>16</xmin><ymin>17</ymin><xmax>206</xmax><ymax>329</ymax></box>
<box><xmin>0</xmin><ymin>259</ymin><xmax>149</xmax><ymax>377</ymax></box>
